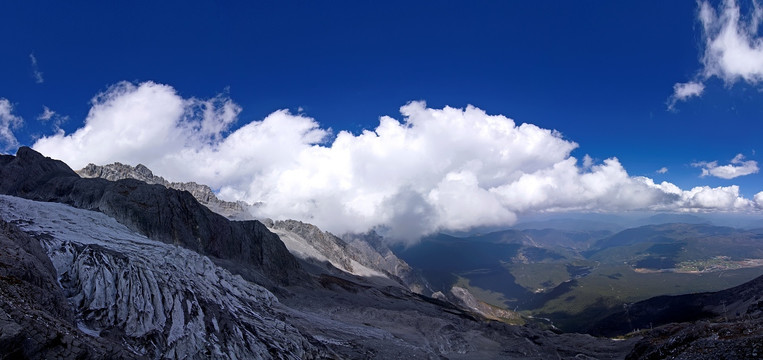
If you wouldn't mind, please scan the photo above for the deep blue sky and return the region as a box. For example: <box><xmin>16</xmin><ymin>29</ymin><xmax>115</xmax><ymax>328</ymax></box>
<box><xmin>1</xmin><ymin>1</ymin><xmax>761</xmax><ymax>196</ymax></box>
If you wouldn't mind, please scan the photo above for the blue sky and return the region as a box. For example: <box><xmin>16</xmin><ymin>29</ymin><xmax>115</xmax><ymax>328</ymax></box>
<box><xmin>1</xmin><ymin>1</ymin><xmax>762</xmax><ymax>238</ymax></box>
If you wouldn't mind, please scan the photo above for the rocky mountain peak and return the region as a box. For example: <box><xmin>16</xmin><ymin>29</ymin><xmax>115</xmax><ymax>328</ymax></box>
<box><xmin>77</xmin><ymin>162</ymin><xmax>253</xmax><ymax>220</ymax></box>
<box><xmin>133</xmin><ymin>163</ymin><xmax>153</xmax><ymax>177</ymax></box>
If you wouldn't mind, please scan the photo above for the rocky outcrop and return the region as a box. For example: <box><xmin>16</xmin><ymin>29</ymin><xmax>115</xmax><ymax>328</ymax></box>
<box><xmin>0</xmin><ymin>147</ymin><xmax>304</xmax><ymax>286</ymax></box>
<box><xmin>77</xmin><ymin>162</ymin><xmax>253</xmax><ymax>220</ymax></box>
<box><xmin>626</xmin><ymin>318</ymin><xmax>763</xmax><ymax>360</ymax></box>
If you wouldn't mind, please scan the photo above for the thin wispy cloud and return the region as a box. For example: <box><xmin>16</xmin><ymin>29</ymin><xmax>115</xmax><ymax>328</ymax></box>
<box><xmin>37</xmin><ymin>106</ymin><xmax>55</xmax><ymax>121</ymax></box>
<box><xmin>656</xmin><ymin>167</ymin><xmax>669</xmax><ymax>174</ymax></box>
<box><xmin>31</xmin><ymin>81</ymin><xmax>763</xmax><ymax>241</ymax></box>
<box><xmin>37</xmin><ymin>106</ymin><xmax>68</xmax><ymax>129</ymax></box>
<box><xmin>669</xmin><ymin>0</ymin><xmax>763</xmax><ymax>108</ymax></box>
<box><xmin>693</xmin><ymin>153</ymin><xmax>759</xmax><ymax>179</ymax></box>
<box><xmin>29</xmin><ymin>53</ymin><xmax>44</xmax><ymax>84</ymax></box>
<box><xmin>0</xmin><ymin>98</ymin><xmax>23</xmax><ymax>153</ymax></box>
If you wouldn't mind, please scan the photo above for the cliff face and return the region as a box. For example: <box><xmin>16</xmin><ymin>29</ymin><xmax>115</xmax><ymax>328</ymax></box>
<box><xmin>77</xmin><ymin>162</ymin><xmax>253</xmax><ymax>220</ymax></box>
<box><xmin>0</xmin><ymin>147</ymin><xmax>303</xmax><ymax>286</ymax></box>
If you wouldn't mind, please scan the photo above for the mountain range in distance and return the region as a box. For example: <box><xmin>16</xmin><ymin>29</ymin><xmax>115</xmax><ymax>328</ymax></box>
<box><xmin>394</xmin><ymin>211</ymin><xmax>763</xmax><ymax>334</ymax></box>
<box><xmin>1</xmin><ymin>147</ymin><xmax>762</xmax><ymax>359</ymax></box>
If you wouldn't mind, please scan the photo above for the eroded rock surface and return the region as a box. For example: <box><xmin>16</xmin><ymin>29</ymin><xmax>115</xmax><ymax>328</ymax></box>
<box><xmin>0</xmin><ymin>195</ymin><xmax>322</xmax><ymax>359</ymax></box>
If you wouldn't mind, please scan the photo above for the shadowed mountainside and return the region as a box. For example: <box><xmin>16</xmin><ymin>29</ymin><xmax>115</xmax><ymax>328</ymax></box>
<box><xmin>589</xmin><ymin>274</ymin><xmax>763</xmax><ymax>337</ymax></box>
<box><xmin>0</xmin><ymin>147</ymin><xmax>304</xmax><ymax>287</ymax></box>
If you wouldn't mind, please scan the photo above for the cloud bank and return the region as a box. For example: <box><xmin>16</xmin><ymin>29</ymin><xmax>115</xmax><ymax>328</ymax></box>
<box><xmin>0</xmin><ymin>98</ymin><xmax>23</xmax><ymax>152</ymax></box>
<box><xmin>693</xmin><ymin>153</ymin><xmax>759</xmax><ymax>179</ymax></box>
<box><xmin>33</xmin><ymin>82</ymin><xmax>762</xmax><ymax>241</ymax></box>
<box><xmin>670</xmin><ymin>0</ymin><xmax>763</xmax><ymax>107</ymax></box>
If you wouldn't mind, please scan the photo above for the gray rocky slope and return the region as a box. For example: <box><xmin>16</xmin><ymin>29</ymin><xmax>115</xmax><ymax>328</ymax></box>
<box><xmin>264</xmin><ymin>219</ymin><xmax>432</xmax><ymax>293</ymax></box>
<box><xmin>0</xmin><ymin>147</ymin><xmax>639</xmax><ymax>359</ymax></box>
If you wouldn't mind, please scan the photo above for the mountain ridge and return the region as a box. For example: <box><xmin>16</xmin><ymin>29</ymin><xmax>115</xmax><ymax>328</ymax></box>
<box><xmin>77</xmin><ymin>162</ymin><xmax>253</xmax><ymax>220</ymax></box>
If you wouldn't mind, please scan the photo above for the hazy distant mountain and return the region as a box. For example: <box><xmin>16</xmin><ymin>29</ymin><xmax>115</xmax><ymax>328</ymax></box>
<box><xmin>397</xmin><ymin>219</ymin><xmax>763</xmax><ymax>340</ymax></box>
<box><xmin>394</xmin><ymin>232</ymin><xmax>572</xmax><ymax>310</ymax></box>
<box><xmin>586</xmin><ymin>223</ymin><xmax>763</xmax><ymax>268</ymax></box>
<box><xmin>638</xmin><ymin>213</ymin><xmax>710</xmax><ymax>226</ymax></box>
<box><xmin>520</xmin><ymin>228</ymin><xmax>612</xmax><ymax>250</ymax></box>
<box><xmin>512</xmin><ymin>218</ymin><xmax>625</xmax><ymax>233</ymax></box>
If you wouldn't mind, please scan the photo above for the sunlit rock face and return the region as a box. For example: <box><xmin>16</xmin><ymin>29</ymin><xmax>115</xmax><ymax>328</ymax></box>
<box><xmin>267</xmin><ymin>219</ymin><xmax>431</xmax><ymax>292</ymax></box>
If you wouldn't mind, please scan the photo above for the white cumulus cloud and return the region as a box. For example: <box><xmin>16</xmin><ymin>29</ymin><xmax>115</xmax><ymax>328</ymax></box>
<box><xmin>693</xmin><ymin>153</ymin><xmax>759</xmax><ymax>179</ymax></box>
<box><xmin>670</xmin><ymin>0</ymin><xmax>763</xmax><ymax>107</ymax></box>
<box><xmin>700</xmin><ymin>0</ymin><xmax>763</xmax><ymax>83</ymax></box>
<box><xmin>32</xmin><ymin>81</ymin><xmax>762</xmax><ymax>241</ymax></box>
<box><xmin>668</xmin><ymin>82</ymin><xmax>705</xmax><ymax>110</ymax></box>
<box><xmin>755</xmin><ymin>191</ymin><xmax>763</xmax><ymax>207</ymax></box>
<box><xmin>0</xmin><ymin>98</ymin><xmax>23</xmax><ymax>153</ymax></box>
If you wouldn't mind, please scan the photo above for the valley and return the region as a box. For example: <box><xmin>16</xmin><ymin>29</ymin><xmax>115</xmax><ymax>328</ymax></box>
<box><xmin>394</xmin><ymin>224</ymin><xmax>763</xmax><ymax>333</ymax></box>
